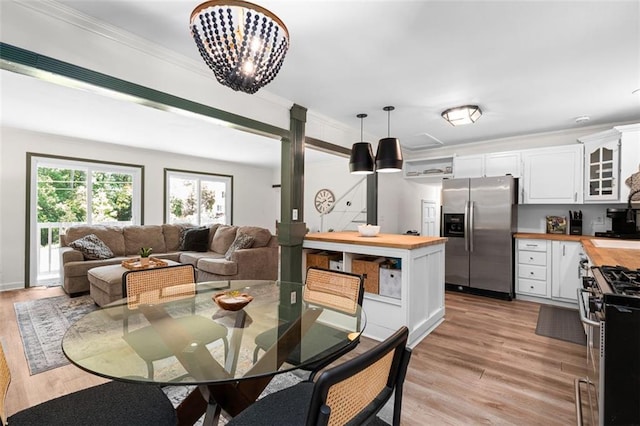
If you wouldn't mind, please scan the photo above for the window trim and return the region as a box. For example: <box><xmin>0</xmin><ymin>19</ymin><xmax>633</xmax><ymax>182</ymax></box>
<box><xmin>164</xmin><ymin>168</ymin><xmax>234</xmax><ymax>226</ymax></box>
<box><xmin>26</xmin><ymin>152</ymin><xmax>144</xmax><ymax>287</ymax></box>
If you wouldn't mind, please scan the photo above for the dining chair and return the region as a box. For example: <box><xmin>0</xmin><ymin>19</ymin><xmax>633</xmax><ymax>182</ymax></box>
<box><xmin>252</xmin><ymin>266</ymin><xmax>365</xmax><ymax>378</ymax></box>
<box><xmin>122</xmin><ymin>263</ymin><xmax>229</xmax><ymax>379</ymax></box>
<box><xmin>229</xmin><ymin>326</ymin><xmax>412</xmax><ymax>426</ymax></box>
<box><xmin>0</xmin><ymin>343</ymin><xmax>177</xmax><ymax>426</ymax></box>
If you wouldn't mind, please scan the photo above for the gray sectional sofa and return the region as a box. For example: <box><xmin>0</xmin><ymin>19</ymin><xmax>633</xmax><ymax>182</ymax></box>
<box><xmin>60</xmin><ymin>223</ymin><xmax>279</xmax><ymax>297</ymax></box>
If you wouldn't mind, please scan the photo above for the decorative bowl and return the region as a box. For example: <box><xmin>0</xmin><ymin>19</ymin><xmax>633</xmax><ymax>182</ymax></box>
<box><xmin>213</xmin><ymin>291</ymin><xmax>254</xmax><ymax>311</ymax></box>
<box><xmin>357</xmin><ymin>224</ymin><xmax>381</xmax><ymax>237</ymax></box>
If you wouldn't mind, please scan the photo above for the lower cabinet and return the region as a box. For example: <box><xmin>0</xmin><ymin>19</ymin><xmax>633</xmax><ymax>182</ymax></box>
<box><xmin>550</xmin><ymin>241</ymin><xmax>583</xmax><ymax>302</ymax></box>
<box><xmin>516</xmin><ymin>238</ymin><xmax>582</xmax><ymax>304</ymax></box>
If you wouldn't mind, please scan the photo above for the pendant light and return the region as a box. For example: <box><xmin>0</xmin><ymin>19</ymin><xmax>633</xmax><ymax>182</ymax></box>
<box><xmin>375</xmin><ymin>106</ymin><xmax>403</xmax><ymax>173</ymax></box>
<box><xmin>349</xmin><ymin>113</ymin><xmax>375</xmax><ymax>175</ymax></box>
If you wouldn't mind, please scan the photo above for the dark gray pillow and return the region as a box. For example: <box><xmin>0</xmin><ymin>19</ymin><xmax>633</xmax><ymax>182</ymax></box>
<box><xmin>180</xmin><ymin>227</ymin><xmax>209</xmax><ymax>252</ymax></box>
<box><xmin>69</xmin><ymin>234</ymin><xmax>114</xmax><ymax>260</ymax></box>
<box><xmin>225</xmin><ymin>233</ymin><xmax>255</xmax><ymax>260</ymax></box>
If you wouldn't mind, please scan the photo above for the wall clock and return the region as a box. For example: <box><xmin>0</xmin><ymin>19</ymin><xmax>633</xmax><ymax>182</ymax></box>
<box><xmin>314</xmin><ymin>188</ymin><xmax>335</xmax><ymax>214</ymax></box>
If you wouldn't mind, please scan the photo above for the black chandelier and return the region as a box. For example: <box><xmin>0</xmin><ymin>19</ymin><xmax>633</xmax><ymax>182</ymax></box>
<box><xmin>190</xmin><ymin>1</ymin><xmax>290</xmax><ymax>94</ymax></box>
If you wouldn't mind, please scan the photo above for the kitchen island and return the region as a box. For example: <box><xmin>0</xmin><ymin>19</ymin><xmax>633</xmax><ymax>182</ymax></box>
<box><xmin>303</xmin><ymin>232</ymin><xmax>447</xmax><ymax>347</ymax></box>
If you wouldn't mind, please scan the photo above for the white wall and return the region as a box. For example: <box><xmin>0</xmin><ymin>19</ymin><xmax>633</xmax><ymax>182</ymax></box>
<box><xmin>0</xmin><ymin>127</ymin><xmax>277</xmax><ymax>289</ymax></box>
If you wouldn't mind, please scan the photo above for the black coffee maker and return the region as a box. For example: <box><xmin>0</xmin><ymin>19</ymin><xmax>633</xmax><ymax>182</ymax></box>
<box><xmin>595</xmin><ymin>208</ymin><xmax>640</xmax><ymax>239</ymax></box>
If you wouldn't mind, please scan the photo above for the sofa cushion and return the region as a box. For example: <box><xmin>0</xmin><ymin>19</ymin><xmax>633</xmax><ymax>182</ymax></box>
<box><xmin>197</xmin><ymin>258</ymin><xmax>238</xmax><ymax>276</ymax></box>
<box><xmin>237</xmin><ymin>226</ymin><xmax>272</xmax><ymax>248</ymax></box>
<box><xmin>225</xmin><ymin>233</ymin><xmax>255</xmax><ymax>260</ymax></box>
<box><xmin>64</xmin><ymin>225</ymin><xmax>126</xmax><ymax>256</ymax></box>
<box><xmin>180</xmin><ymin>227</ymin><xmax>210</xmax><ymax>252</ymax></box>
<box><xmin>162</xmin><ymin>223</ymin><xmax>194</xmax><ymax>252</ymax></box>
<box><xmin>69</xmin><ymin>234</ymin><xmax>115</xmax><ymax>260</ymax></box>
<box><xmin>179</xmin><ymin>251</ymin><xmax>224</xmax><ymax>268</ymax></box>
<box><xmin>207</xmin><ymin>223</ymin><xmax>221</xmax><ymax>247</ymax></box>
<box><xmin>124</xmin><ymin>225</ymin><xmax>166</xmax><ymax>255</ymax></box>
<box><xmin>210</xmin><ymin>225</ymin><xmax>238</xmax><ymax>254</ymax></box>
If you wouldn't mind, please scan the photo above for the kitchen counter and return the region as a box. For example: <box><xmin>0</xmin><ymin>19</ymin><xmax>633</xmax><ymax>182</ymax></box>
<box><xmin>303</xmin><ymin>232</ymin><xmax>446</xmax><ymax>347</ymax></box>
<box><xmin>581</xmin><ymin>239</ymin><xmax>640</xmax><ymax>269</ymax></box>
<box><xmin>514</xmin><ymin>232</ymin><xmax>640</xmax><ymax>269</ymax></box>
<box><xmin>304</xmin><ymin>232</ymin><xmax>447</xmax><ymax>249</ymax></box>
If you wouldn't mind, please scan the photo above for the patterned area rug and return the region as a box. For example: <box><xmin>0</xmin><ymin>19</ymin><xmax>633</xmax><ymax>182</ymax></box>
<box><xmin>14</xmin><ymin>295</ymin><xmax>98</xmax><ymax>374</ymax></box>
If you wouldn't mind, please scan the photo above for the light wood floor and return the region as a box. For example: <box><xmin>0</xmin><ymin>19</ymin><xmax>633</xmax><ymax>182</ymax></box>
<box><xmin>1</xmin><ymin>286</ymin><xmax>587</xmax><ymax>425</ymax></box>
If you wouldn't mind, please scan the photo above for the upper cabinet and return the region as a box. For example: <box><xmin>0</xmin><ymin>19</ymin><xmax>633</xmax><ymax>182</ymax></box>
<box><xmin>521</xmin><ymin>144</ymin><xmax>584</xmax><ymax>204</ymax></box>
<box><xmin>452</xmin><ymin>155</ymin><xmax>483</xmax><ymax>178</ymax></box>
<box><xmin>485</xmin><ymin>151</ymin><xmax>522</xmax><ymax>178</ymax></box>
<box><xmin>453</xmin><ymin>151</ymin><xmax>521</xmax><ymax>179</ymax></box>
<box><xmin>579</xmin><ymin>123</ymin><xmax>640</xmax><ymax>203</ymax></box>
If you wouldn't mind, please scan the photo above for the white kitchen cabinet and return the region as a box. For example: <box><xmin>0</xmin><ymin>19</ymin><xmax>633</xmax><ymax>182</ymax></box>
<box><xmin>550</xmin><ymin>241</ymin><xmax>583</xmax><ymax>302</ymax></box>
<box><xmin>453</xmin><ymin>155</ymin><xmax>484</xmax><ymax>178</ymax></box>
<box><xmin>579</xmin><ymin>123</ymin><xmax>640</xmax><ymax>203</ymax></box>
<box><xmin>516</xmin><ymin>239</ymin><xmax>551</xmax><ymax>297</ymax></box>
<box><xmin>484</xmin><ymin>151</ymin><xmax>521</xmax><ymax>178</ymax></box>
<box><xmin>453</xmin><ymin>152</ymin><xmax>522</xmax><ymax>178</ymax></box>
<box><xmin>521</xmin><ymin>144</ymin><xmax>584</xmax><ymax>204</ymax></box>
<box><xmin>579</xmin><ymin>129</ymin><xmax>621</xmax><ymax>202</ymax></box>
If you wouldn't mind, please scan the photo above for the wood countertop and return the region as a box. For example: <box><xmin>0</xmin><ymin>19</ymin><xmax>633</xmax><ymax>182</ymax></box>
<box><xmin>515</xmin><ymin>232</ymin><xmax>640</xmax><ymax>269</ymax></box>
<box><xmin>304</xmin><ymin>232</ymin><xmax>447</xmax><ymax>250</ymax></box>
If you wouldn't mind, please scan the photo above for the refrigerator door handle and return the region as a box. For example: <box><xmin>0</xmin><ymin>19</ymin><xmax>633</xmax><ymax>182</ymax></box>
<box><xmin>469</xmin><ymin>201</ymin><xmax>475</xmax><ymax>252</ymax></box>
<box><xmin>464</xmin><ymin>201</ymin><xmax>470</xmax><ymax>252</ymax></box>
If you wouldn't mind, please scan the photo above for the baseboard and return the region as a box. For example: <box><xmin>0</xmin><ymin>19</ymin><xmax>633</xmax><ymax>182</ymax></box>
<box><xmin>0</xmin><ymin>281</ymin><xmax>25</xmax><ymax>292</ymax></box>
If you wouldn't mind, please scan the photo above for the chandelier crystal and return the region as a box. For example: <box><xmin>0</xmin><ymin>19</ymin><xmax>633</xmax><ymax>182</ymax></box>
<box><xmin>190</xmin><ymin>1</ymin><xmax>290</xmax><ymax>94</ymax></box>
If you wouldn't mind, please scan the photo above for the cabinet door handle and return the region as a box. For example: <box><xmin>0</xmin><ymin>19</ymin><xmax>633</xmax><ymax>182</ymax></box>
<box><xmin>529</xmin><ymin>257</ymin><xmax>534</xmax><ymax>261</ymax></box>
<box><xmin>563</xmin><ymin>245</ymin><xmax>566</xmax><ymax>256</ymax></box>
<box><xmin>574</xmin><ymin>192</ymin><xmax>577</xmax><ymax>202</ymax></box>
<box><xmin>530</xmin><ymin>272</ymin><xmax>534</xmax><ymax>275</ymax></box>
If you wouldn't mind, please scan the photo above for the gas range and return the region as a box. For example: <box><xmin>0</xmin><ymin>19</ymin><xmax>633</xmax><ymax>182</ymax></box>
<box><xmin>579</xmin><ymin>265</ymin><xmax>640</xmax><ymax>425</ymax></box>
<box><xmin>598</xmin><ymin>265</ymin><xmax>640</xmax><ymax>297</ymax></box>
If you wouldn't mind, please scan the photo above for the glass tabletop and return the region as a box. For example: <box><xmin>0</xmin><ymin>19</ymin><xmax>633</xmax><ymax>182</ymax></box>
<box><xmin>62</xmin><ymin>280</ymin><xmax>365</xmax><ymax>386</ymax></box>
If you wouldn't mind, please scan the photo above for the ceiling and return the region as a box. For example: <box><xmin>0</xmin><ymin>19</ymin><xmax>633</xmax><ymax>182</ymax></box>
<box><xmin>2</xmin><ymin>0</ymin><xmax>640</xmax><ymax>167</ymax></box>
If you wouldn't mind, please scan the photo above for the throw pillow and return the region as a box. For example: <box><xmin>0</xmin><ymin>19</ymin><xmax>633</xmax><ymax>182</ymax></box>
<box><xmin>180</xmin><ymin>227</ymin><xmax>210</xmax><ymax>252</ymax></box>
<box><xmin>210</xmin><ymin>225</ymin><xmax>238</xmax><ymax>254</ymax></box>
<box><xmin>69</xmin><ymin>234</ymin><xmax>114</xmax><ymax>260</ymax></box>
<box><xmin>225</xmin><ymin>233</ymin><xmax>255</xmax><ymax>260</ymax></box>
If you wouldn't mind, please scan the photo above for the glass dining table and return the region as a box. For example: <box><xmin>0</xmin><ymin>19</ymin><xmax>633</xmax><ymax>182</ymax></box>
<box><xmin>62</xmin><ymin>280</ymin><xmax>366</xmax><ymax>425</ymax></box>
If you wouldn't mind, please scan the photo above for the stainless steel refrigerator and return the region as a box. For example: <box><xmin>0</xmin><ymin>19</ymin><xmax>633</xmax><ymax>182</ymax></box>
<box><xmin>441</xmin><ymin>176</ymin><xmax>518</xmax><ymax>298</ymax></box>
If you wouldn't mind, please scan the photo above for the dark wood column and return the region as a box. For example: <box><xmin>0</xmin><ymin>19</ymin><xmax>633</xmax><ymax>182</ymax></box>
<box><xmin>278</xmin><ymin>104</ymin><xmax>307</xmax><ymax>283</ymax></box>
<box><xmin>366</xmin><ymin>173</ymin><xmax>378</xmax><ymax>225</ymax></box>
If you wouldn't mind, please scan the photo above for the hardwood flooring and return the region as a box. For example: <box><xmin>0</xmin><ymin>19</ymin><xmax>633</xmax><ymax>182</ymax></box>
<box><xmin>0</xmin><ymin>286</ymin><xmax>587</xmax><ymax>425</ymax></box>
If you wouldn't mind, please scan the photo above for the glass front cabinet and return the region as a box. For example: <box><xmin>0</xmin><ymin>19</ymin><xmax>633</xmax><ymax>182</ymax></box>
<box><xmin>580</xmin><ymin>130</ymin><xmax>621</xmax><ymax>202</ymax></box>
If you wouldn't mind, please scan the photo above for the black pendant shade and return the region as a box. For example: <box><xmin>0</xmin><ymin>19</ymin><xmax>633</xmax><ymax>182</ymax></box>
<box><xmin>375</xmin><ymin>137</ymin><xmax>403</xmax><ymax>173</ymax></box>
<box><xmin>349</xmin><ymin>142</ymin><xmax>375</xmax><ymax>174</ymax></box>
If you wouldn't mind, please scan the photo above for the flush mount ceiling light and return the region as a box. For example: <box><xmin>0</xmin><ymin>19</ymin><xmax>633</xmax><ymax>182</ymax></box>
<box><xmin>376</xmin><ymin>106</ymin><xmax>403</xmax><ymax>173</ymax></box>
<box><xmin>349</xmin><ymin>113</ymin><xmax>375</xmax><ymax>175</ymax></box>
<box><xmin>190</xmin><ymin>0</ymin><xmax>290</xmax><ymax>94</ymax></box>
<box><xmin>441</xmin><ymin>105</ymin><xmax>482</xmax><ymax>126</ymax></box>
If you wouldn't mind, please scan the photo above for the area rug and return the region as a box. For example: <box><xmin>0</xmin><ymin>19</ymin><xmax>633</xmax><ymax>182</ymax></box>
<box><xmin>535</xmin><ymin>304</ymin><xmax>586</xmax><ymax>346</ymax></box>
<box><xmin>14</xmin><ymin>295</ymin><xmax>98</xmax><ymax>375</ymax></box>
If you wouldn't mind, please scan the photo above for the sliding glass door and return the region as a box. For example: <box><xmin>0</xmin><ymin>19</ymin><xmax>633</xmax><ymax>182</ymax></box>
<box><xmin>29</xmin><ymin>155</ymin><xmax>142</xmax><ymax>286</ymax></box>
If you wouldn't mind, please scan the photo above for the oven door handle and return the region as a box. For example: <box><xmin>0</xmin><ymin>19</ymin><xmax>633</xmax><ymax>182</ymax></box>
<box><xmin>577</xmin><ymin>288</ymin><xmax>599</xmax><ymax>327</ymax></box>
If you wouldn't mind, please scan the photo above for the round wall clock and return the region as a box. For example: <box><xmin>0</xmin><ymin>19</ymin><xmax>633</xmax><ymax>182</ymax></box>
<box><xmin>314</xmin><ymin>188</ymin><xmax>335</xmax><ymax>214</ymax></box>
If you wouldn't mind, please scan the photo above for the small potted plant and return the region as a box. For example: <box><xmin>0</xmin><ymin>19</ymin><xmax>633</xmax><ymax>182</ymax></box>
<box><xmin>139</xmin><ymin>247</ymin><xmax>153</xmax><ymax>267</ymax></box>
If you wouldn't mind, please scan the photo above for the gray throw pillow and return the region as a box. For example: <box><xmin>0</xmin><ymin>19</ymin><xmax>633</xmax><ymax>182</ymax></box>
<box><xmin>69</xmin><ymin>234</ymin><xmax>114</xmax><ymax>260</ymax></box>
<box><xmin>225</xmin><ymin>233</ymin><xmax>255</xmax><ymax>260</ymax></box>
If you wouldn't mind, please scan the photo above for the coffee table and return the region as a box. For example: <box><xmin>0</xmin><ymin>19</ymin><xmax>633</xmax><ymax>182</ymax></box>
<box><xmin>88</xmin><ymin>259</ymin><xmax>180</xmax><ymax>306</ymax></box>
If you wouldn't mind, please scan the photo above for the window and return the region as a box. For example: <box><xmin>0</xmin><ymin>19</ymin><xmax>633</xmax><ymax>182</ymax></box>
<box><xmin>28</xmin><ymin>154</ymin><xmax>143</xmax><ymax>285</ymax></box>
<box><xmin>165</xmin><ymin>169</ymin><xmax>232</xmax><ymax>225</ymax></box>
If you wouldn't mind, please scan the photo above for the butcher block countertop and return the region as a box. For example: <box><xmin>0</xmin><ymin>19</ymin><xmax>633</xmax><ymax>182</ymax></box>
<box><xmin>515</xmin><ymin>232</ymin><xmax>640</xmax><ymax>269</ymax></box>
<box><xmin>304</xmin><ymin>232</ymin><xmax>447</xmax><ymax>250</ymax></box>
